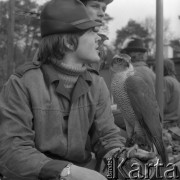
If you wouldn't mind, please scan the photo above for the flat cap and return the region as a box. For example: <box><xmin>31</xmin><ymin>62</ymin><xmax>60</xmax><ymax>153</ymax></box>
<box><xmin>41</xmin><ymin>0</ymin><xmax>101</xmax><ymax>37</ymax></box>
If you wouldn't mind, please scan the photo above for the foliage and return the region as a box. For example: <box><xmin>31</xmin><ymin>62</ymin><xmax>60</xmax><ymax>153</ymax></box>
<box><xmin>14</xmin><ymin>0</ymin><xmax>42</xmax><ymax>62</ymax></box>
<box><xmin>114</xmin><ymin>20</ymin><xmax>149</xmax><ymax>49</ymax></box>
<box><xmin>0</xmin><ymin>0</ymin><xmax>41</xmax><ymax>60</ymax></box>
<box><xmin>142</xmin><ymin>17</ymin><xmax>173</xmax><ymax>43</ymax></box>
<box><xmin>0</xmin><ymin>0</ymin><xmax>42</xmax><ymax>86</ymax></box>
<box><xmin>114</xmin><ymin>17</ymin><xmax>175</xmax><ymax>58</ymax></box>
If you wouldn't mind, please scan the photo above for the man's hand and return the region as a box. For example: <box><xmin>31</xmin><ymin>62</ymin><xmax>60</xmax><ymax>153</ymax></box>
<box><xmin>98</xmin><ymin>146</ymin><xmax>158</xmax><ymax>180</ymax></box>
<box><xmin>127</xmin><ymin>144</ymin><xmax>157</xmax><ymax>161</ymax></box>
<box><xmin>70</xmin><ymin>165</ymin><xmax>107</xmax><ymax>180</ymax></box>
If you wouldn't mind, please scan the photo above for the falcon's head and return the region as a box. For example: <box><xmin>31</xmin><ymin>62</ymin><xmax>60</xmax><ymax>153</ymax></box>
<box><xmin>110</xmin><ymin>53</ymin><xmax>132</xmax><ymax>73</ymax></box>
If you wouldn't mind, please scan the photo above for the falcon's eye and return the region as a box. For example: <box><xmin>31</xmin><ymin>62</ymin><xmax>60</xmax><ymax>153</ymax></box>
<box><xmin>112</xmin><ymin>53</ymin><xmax>131</xmax><ymax>66</ymax></box>
<box><xmin>118</xmin><ymin>53</ymin><xmax>131</xmax><ymax>63</ymax></box>
<box><xmin>114</xmin><ymin>58</ymin><xmax>124</xmax><ymax>64</ymax></box>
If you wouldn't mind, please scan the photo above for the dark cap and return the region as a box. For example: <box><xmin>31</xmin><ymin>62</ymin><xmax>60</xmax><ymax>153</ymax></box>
<box><xmin>40</xmin><ymin>0</ymin><xmax>101</xmax><ymax>37</ymax></box>
<box><xmin>121</xmin><ymin>37</ymin><xmax>147</xmax><ymax>53</ymax></box>
<box><xmin>80</xmin><ymin>0</ymin><xmax>113</xmax><ymax>5</ymax></box>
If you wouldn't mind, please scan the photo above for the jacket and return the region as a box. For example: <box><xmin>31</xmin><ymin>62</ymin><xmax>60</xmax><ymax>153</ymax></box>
<box><xmin>163</xmin><ymin>76</ymin><xmax>180</xmax><ymax>125</ymax></box>
<box><xmin>0</xmin><ymin>62</ymin><xmax>124</xmax><ymax>180</ymax></box>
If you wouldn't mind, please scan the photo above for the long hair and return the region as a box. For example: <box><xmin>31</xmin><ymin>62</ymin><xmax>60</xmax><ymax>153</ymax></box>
<box><xmin>164</xmin><ymin>59</ymin><xmax>176</xmax><ymax>77</ymax></box>
<box><xmin>38</xmin><ymin>32</ymin><xmax>85</xmax><ymax>64</ymax></box>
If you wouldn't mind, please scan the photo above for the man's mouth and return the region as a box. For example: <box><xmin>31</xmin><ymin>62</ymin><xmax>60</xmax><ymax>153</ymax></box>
<box><xmin>96</xmin><ymin>44</ymin><xmax>101</xmax><ymax>51</ymax></box>
<box><xmin>95</xmin><ymin>19</ymin><xmax>104</xmax><ymax>25</ymax></box>
<box><xmin>96</xmin><ymin>47</ymin><xmax>100</xmax><ymax>53</ymax></box>
<box><xmin>95</xmin><ymin>46</ymin><xmax>100</xmax><ymax>56</ymax></box>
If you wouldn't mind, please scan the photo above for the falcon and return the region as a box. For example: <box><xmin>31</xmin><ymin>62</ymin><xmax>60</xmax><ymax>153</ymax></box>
<box><xmin>110</xmin><ymin>54</ymin><xmax>167</xmax><ymax>164</ymax></box>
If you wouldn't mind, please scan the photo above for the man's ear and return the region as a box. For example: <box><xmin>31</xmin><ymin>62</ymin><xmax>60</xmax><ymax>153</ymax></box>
<box><xmin>64</xmin><ymin>37</ymin><xmax>74</xmax><ymax>51</ymax></box>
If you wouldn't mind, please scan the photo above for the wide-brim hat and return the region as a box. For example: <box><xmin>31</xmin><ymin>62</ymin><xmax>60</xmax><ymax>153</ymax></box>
<box><xmin>121</xmin><ymin>37</ymin><xmax>147</xmax><ymax>53</ymax></box>
<box><xmin>41</xmin><ymin>0</ymin><xmax>101</xmax><ymax>37</ymax></box>
<box><xmin>80</xmin><ymin>0</ymin><xmax>113</xmax><ymax>5</ymax></box>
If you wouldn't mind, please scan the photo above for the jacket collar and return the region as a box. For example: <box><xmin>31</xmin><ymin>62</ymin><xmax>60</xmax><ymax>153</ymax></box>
<box><xmin>41</xmin><ymin>63</ymin><xmax>92</xmax><ymax>102</ymax></box>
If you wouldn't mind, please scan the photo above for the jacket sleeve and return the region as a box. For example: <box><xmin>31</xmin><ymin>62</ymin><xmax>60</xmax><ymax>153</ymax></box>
<box><xmin>0</xmin><ymin>75</ymin><xmax>68</xmax><ymax>180</ymax></box>
<box><xmin>89</xmin><ymin>77</ymin><xmax>125</xmax><ymax>159</ymax></box>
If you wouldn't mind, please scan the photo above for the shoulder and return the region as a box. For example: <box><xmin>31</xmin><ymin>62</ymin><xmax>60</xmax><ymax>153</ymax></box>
<box><xmin>6</xmin><ymin>61</ymin><xmax>43</xmax><ymax>91</ymax></box>
<box><xmin>14</xmin><ymin>61</ymin><xmax>41</xmax><ymax>78</ymax></box>
<box><xmin>135</xmin><ymin>64</ymin><xmax>154</xmax><ymax>74</ymax></box>
<box><xmin>164</xmin><ymin>76</ymin><xmax>180</xmax><ymax>89</ymax></box>
<box><xmin>164</xmin><ymin>76</ymin><xmax>175</xmax><ymax>85</ymax></box>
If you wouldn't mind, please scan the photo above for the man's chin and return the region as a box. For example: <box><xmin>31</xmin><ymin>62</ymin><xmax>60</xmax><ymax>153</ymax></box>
<box><xmin>87</xmin><ymin>58</ymin><xmax>101</xmax><ymax>64</ymax></box>
<box><xmin>82</xmin><ymin>55</ymin><xmax>100</xmax><ymax>63</ymax></box>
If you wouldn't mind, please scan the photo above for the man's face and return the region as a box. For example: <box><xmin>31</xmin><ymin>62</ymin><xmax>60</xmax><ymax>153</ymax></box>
<box><xmin>129</xmin><ymin>52</ymin><xmax>147</xmax><ymax>62</ymax></box>
<box><xmin>73</xmin><ymin>28</ymin><xmax>101</xmax><ymax>64</ymax></box>
<box><xmin>85</xmin><ymin>1</ymin><xmax>107</xmax><ymax>23</ymax></box>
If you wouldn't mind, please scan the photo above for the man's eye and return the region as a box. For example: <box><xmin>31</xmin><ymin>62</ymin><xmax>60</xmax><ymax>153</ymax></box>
<box><xmin>91</xmin><ymin>5</ymin><xmax>99</xmax><ymax>9</ymax></box>
<box><xmin>102</xmin><ymin>7</ymin><xmax>106</xmax><ymax>12</ymax></box>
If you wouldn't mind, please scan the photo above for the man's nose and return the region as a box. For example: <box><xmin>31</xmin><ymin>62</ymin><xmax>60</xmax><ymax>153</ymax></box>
<box><xmin>97</xmin><ymin>34</ymin><xmax>102</xmax><ymax>41</ymax></box>
<box><xmin>97</xmin><ymin>9</ymin><xmax>104</xmax><ymax>18</ymax></box>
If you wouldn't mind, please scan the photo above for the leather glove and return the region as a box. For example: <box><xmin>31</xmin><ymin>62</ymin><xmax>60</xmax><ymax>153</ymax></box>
<box><xmin>99</xmin><ymin>145</ymin><xmax>159</xmax><ymax>180</ymax></box>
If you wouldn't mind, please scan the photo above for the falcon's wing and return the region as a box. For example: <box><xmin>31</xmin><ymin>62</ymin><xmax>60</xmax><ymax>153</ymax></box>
<box><xmin>111</xmin><ymin>75</ymin><xmax>136</xmax><ymax>139</ymax></box>
<box><xmin>126</xmin><ymin>74</ymin><xmax>168</xmax><ymax>164</ymax></box>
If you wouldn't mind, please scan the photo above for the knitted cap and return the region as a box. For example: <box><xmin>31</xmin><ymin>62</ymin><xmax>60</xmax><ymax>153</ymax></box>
<box><xmin>121</xmin><ymin>37</ymin><xmax>147</xmax><ymax>53</ymax></box>
<box><xmin>80</xmin><ymin>0</ymin><xmax>113</xmax><ymax>5</ymax></box>
<box><xmin>41</xmin><ymin>0</ymin><xmax>101</xmax><ymax>37</ymax></box>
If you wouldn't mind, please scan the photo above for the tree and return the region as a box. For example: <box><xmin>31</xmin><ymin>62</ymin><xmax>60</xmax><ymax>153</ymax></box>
<box><xmin>141</xmin><ymin>17</ymin><xmax>174</xmax><ymax>59</ymax></box>
<box><xmin>0</xmin><ymin>0</ymin><xmax>42</xmax><ymax>88</ymax></box>
<box><xmin>14</xmin><ymin>0</ymin><xmax>42</xmax><ymax>61</ymax></box>
<box><xmin>114</xmin><ymin>20</ymin><xmax>149</xmax><ymax>50</ymax></box>
<box><xmin>0</xmin><ymin>0</ymin><xmax>41</xmax><ymax>62</ymax></box>
<box><xmin>142</xmin><ymin>16</ymin><xmax>173</xmax><ymax>44</ymax></box>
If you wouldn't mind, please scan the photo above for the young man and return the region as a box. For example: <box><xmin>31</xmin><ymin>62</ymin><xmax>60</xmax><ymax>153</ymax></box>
<box><xmin>80</xmin><ymin>0</ymin><xmax>112</xmax><ymax>23</ymax></box>
<box><xmin>32</xmin><ymin>0</ymin><xmax>112</xmax><ymax>71</ymax></box>
<box><xmin>81</xmin><ymin>0</ymin><xmax>113</xmax><ymax>71</ymax></box>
